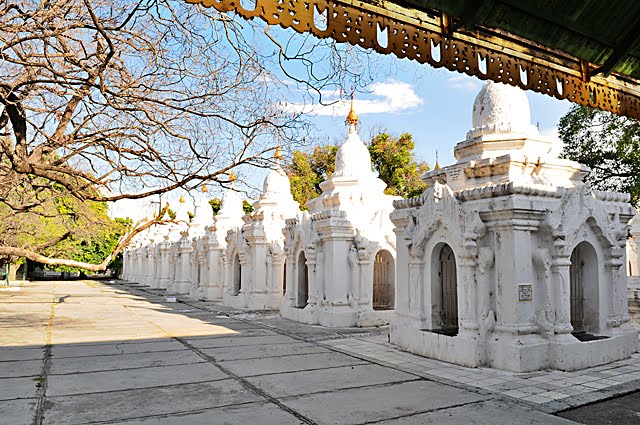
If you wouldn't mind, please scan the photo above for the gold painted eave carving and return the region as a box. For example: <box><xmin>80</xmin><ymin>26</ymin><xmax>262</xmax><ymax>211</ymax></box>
<box><xmin>186</xmin><ymin>0</ymin><xmax>640</xmax><ymax>120</ymax></box>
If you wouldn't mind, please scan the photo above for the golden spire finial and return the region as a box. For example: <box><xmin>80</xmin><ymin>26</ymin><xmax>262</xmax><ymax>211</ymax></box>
<box><xmin>274</xmin><ymin>145</ymin><xmax>283</xmax><ymax>161</ymax></box>
<box><xmin>179</xmin><ymin>195</ymin><xmax>185</xmax><ymax>203</ymax></box>
<box><xmin>201</xmin><ymin>184</ymin><xmax>208</xmax><ymax>193</ymax></box>
<box><xmin>229</xmin><ymin>171</ymin><xmax>237</xmax><ymax>182</ymax></box>
<box><xmin>434</xmin><ymin>150</ymin><xmax>441</xmax><ymax>171</ymax></box>
<box><xmin>345</xmin><ymin>89</ymin><xmax>358</xmax><ymax>126</ymax></box>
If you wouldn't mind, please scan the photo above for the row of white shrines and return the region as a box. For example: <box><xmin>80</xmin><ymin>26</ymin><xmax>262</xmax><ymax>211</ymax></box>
<box><xmin>122</xmin><ymin>82</ymin><xmax>640</xmax><ymax>373</ymax></box>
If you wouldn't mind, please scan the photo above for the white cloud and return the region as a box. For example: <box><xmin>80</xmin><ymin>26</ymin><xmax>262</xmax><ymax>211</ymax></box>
<box><xmin>286</xmin><ymin>80</ymin><xmax>423</xmax><ymax>117</ymax></box>
<box><xmin>447</xmin><ymin>75</ymin><xmax>481</xmax><ymax>91</ymax></box>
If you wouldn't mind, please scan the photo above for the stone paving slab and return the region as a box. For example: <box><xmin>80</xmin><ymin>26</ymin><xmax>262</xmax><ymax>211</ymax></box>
<box><xmin>246</xmin><ymin>363</ymin><xmax>419</xmax><ymax>398</ymax></box>
<box><xmin>5</xmin><ymin>280</ymin><xmax>628</xmax><ymax>424</ymax></box>
<box><xmin>0</xmin><ymin>398</ymin><xmax>37</xmax><ymax>425</ymax></box>
<box><xmin>43</xmin><ymin>379</ymin><xmax>264</xmax><ymax>425</ymax></box>
<box><xmin>201</xmin><ymin>341</ymin><xmax>330</xmax><ymax>362</ymax></box>
<box><xmin>116</xmin><ymin>401</ymin><xmax>305</xmax><ymax>425</ymax></box>
<box><xmin>0</xmin><ymin>346</ymin><xmax>45</xmax><ymax>361</ymax></box>
<box><xmin>219</xmin><ymin>351</ymin><xmax>368</xmax><ymax>377</ymax></box>
<box><xmin>51</xmin><ymin>339</ymin><xmax>186</xmax><ymax>358</ymax></box>
<box><xmin>282</xmin><ymin>380</ymin><xmax>490</xmax><ymax>425</ymax></box>
<box><xmin>0</xmin><ymin>376</ymin><xmax>40</xmax><ymax>401</ymax></box>
<box><xmin>49</xmin><ymin>349</ymin><xmax>205</xmax><ymax>375</ymax></box>
<box><xmin>46</xmin><ymin>362</ymin><xmax>229</xmax><ymax>396</ymax></box>
<box><xmin>0</xmin><ymin>358</ymin><xmax>43</xmax><ymax>378</ymax></box>
<box><xmin>374</xmin><ymin>400</ymin><xmax>576</xmax><ymax>424</ymax></box>
<box><xmin>184</xmin><ymin>333</ymin><xmax>296</xmax><ymax>349</ymax></box>
<box><xmin>323</xmin><ymin>335</ymin><xmax>640</xmax><ymax>413</ymax></box>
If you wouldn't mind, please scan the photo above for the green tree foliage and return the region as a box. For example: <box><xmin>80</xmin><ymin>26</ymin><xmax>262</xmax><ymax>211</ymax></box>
<box><xmin>242</xmin><ymin>200</ymin><xmax>255</xmax><ymax>214</ymax></box>
<box><xmin>208</xmin><ymin>197</ymin><xmax>254</xmax><ymax>216</ymax></box>
<box><xmin>0</xmin><ymin>180</ymin><xmax>130</xmax><ymax>272</ymax></box>
<box><xmin>286</xmin><ymin>145</ymin><xmax>339</xmax><ymax>208</ymax></box>
<box><xmin>368</xmin><ymin>133</ymin><xmax>429</xmax><ymax>198</ymax></box>
<box><xmin>285</xmin><ymin>134</ymin><xmax>429</xmax><ymax>208</ymax></box>
<box><xmin>558</xmin><ymin>105</ymin><xmax>640</xmax><ymax>205</ymax></box>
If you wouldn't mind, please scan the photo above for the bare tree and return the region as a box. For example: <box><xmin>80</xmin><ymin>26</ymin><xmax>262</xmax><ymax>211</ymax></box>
<box><xmin>0</xmin><ymin>0</ymin><xmax>375</xmax><ymax>270</ymax></box>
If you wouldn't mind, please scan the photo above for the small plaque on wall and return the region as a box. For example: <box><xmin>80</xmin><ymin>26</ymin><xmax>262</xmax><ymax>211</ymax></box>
<box><xmin>518</xmin><ymin>284</ymin><xmax>533</xmax><ymax>302</ymax></box>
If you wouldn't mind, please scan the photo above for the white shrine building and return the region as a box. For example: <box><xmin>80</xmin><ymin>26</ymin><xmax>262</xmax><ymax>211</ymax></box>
<box><xmin>223</xmin><ymin>150</ymin><xmax>300</xmax><ymax>309</ymax></box>
<box><xmin>390</xmin><ymin>81</ymin><xmax>638</xmax><ymax>372</ymax></box>
<box><xmin>280</xmin><ymin>102</ymin><xmax>399</xmax><ymax>327</ymax></box>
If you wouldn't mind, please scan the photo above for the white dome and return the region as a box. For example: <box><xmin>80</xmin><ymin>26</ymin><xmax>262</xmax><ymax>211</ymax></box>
<box><xmin>262</xmin><ymin>165</ymin><xmax>292</xmax><ymax>197</ymax></box>
<box><xmin>334</xmin><ymin>131</ymin><xmax>373</xmax><ymax>179</ymax></box>
<box><xmin>191</xmin><ymin>196</ymin><xmax>213</xmax><ymax>227</ymax></box>
<box><xmin>219</xmin><ymin>188</ymin><xmax>243</xmax><ymax>216</ymax></box>
<box><xmin>469</xmin><ymin>82</ymin><xmax>535</xmax><ymax>138</ymax></box>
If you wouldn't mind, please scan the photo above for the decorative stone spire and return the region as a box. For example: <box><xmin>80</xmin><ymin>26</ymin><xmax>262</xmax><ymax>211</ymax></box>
<box><xmin>344</xmin><ymin>91</ymin><xmax>360</xmax><ymax>134</ymax></box>
<box><xmin>434</xmin><ymin>150</ymin><xmax>441</xmax><ymax>171</ymax></box>
<box><xmin>274</xmin><ymin>144</ymin><xmax>283</xmax><ymax>161</ymax></box>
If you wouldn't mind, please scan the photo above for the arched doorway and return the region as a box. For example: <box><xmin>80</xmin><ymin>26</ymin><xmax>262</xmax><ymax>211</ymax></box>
<box><xmin>297</xmin><ymin>251</ymin><xmax>308</xmax><ymax>307</ymax></box>
<box><xmin>282</xmin><ymin>258</ymin><xmax>287</xmax><ymax>295</ymax></box>
<box><xmin>570</xmin><ymin>241</ymin><xmax>599</xmax><ymax>337</ymax></box>
<box><xmin>438</xmin><ymin>244</ymin><xmax>458</xmax><ymax>334</ymax></box>
<box><xmin>373</xmin><ymin>250</ymin><xmax>395</xmax><ymax>310</ymax></box>
<box><xmin>232</xmin><ymin>253</ymin><xmax>241</xmax><ymax>295</ymax></box>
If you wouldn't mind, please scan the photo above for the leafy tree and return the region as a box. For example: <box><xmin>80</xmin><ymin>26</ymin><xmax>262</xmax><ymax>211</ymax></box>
<box><xmin>242</xmin><ymin>200</ymin><xmax>255</xmax><ymax>214</ymax></box>
<box><xmin>286</xmin><ymin>133</ymin><xmax>429</xmax><ymax>208</ymax></box>
<box><xmin>558</xmin><ymin>105</ymin><xmax>640</xmax><ymax>205</ymax></box>
<box><xmin>208</xmin><ymin>197</ymin><xmax>254</xmax><ymax>215</ymax></box>
<box><xmin>0</xmin><ymin>0</ymin><xmax>374</xmax><ymax>270</ymax></box>
<box><xmin>369</xmin><ymin>133</ymin><xmax>429</xmax><ymax>198</ymax></box>
<box><xmin>286</xmin><ymin>145</ymin><xmax>339</xmax><ymax>208</ymax></box>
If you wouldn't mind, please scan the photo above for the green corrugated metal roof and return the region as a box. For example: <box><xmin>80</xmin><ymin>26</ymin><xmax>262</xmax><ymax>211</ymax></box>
<box><xmin>401</xmin><ymin>0</ymin><xmax>640</xmax><ymax>79</ymax></box>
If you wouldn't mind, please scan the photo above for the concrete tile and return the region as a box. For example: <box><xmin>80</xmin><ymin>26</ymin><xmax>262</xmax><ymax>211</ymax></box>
<box><xmin>50</xmin><ymin>349</ymin><xmax>204</xmax><ymax>375</ymax></box>
<box><xmin>521</xmin><ymin>394</ymin><xmax>554</xmax><ymax>404</ymax></box>
<box><xmin>0</xmin><ymin>359</ymin><xmax>42</xmax><ymax>378</ymax></box>
<box><xmin>110</xmin><ymin>401</ymin><xmax>302</xmax><ymax>425</ymax></box>
<box><xmin>0</xmin><ymin>347</ymin><xmax>45</xmax><ymax>362</ymax></box>
<box><xmin>200</xmin><ymin>342</ymin><xmax>329</xmax><ymax>362</ymax></box>
<box><xmin>283</xmin><ymin>380</ymin><xmax>489</xmax><ymax>425</ymax></box>
<box><xmin>0</xmin><ymin>377</ymin><xmax>39</xmax><ymax>400</ymax></box>
<box><xmin>186</xmin><ymin>333</ymin><xmax>295</xmax><ymax>349</ymax></box>
<box><xmin>43</xmin><ymin>379</ymin><xmax>263</xmax><ymax>425</ymax></box>
<box><xmin>372</xmin><ymin>400</ymin><xmax>576</xmax><ymax>424</ymax></box>
<box><xmin>47</xmin><ymin>362</ymin><xmax>228</xmax><ymax>396</ymax></box>
<box><xmin>52</xmin><ymin>340</ymin><xmax>185</xmax><ymax>358</ymax></box>
<box><xmin>247</xmin><ymin>364</ymin><xmax>418</xmax><ymax>398</ymax></box>
<box><xmin>0</xmin><ymin>398</ymin><xmax>36</xmax><ymax>425</ymax></box>
<box><xmin>220</xmin><ymin>351</ymin><xmax>367</xmax><ymax>377</ymax></box>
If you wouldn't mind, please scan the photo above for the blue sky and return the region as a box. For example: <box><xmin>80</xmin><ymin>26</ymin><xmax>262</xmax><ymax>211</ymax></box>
<box><xmin>293</xmin><ymin>56</ymin><xmax>572</xmax><ymax>167</ymax></box>
<box><xmin>111</xmin><ymin>36</ymin><xmax>573</xmax><ymax>220</ymax></box>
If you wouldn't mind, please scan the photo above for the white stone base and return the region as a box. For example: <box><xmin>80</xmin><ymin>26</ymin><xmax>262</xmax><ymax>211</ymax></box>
<box><xmin>223</xmin><ymin>292</ymin><xmax>247</xmax><ymax>309</ymax></box>
<box><xmin>629</xmin><ymin>277</ymin><xmax>640</xmax><ymax>331</ymax></box>
<box><xmin>203</xmin><ymin>286</ymin><xmax>223</xmax><ymax>301</ymax></box>
<box><xmin>390</xmin><ymin>318</ymin><xmax>639</xmax><ymax>372</ymax></box>
<box><xmin>281</xmin><ymin>302</ymin><xmax>394</xmax><ymax>328</ymax></box>
<box><xmin>174</xmin><ymin>280</ymin><xmax>191</xmax><ymax>295</ymax></box>
<box><xmin>245</xmin><ymin>291</ymin><xmax>281</xmax><ymax>310</ymax></box>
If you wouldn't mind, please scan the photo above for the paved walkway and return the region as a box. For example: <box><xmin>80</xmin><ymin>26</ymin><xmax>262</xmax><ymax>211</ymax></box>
<box><xmin>0</xmin><ymin>280</ymin><xmax>635</xmax><ymax>424</ymax></box>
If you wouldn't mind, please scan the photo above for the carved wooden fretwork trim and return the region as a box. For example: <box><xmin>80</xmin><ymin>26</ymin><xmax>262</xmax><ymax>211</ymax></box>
<box><xmin>186</xmin><ymin>0</ymin><xmax>640</xmax><ymax>120</ymax></box>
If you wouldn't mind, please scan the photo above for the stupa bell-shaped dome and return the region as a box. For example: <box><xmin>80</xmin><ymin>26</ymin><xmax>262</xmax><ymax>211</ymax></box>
<box><xmin>219</xmin><ymin>187</ymin><xmax>243</xmax><ymax>215</ymax></box>
<box><xmin>468</xmin><ymin>82</ymin><xmax>536</xmax><ymax>139</ymax></box>
<box><xmin>262</xmin><ymin>165</ymin><xmax>292</xmax><ymax>197</ymax></box>
<box><xmin>334</xmin><ymin>98</ymin><xmax>373</xmax><ymax>179</ymax></box>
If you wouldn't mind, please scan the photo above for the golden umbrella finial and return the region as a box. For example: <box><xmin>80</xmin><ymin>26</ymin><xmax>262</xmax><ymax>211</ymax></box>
<box><xmin>274</xmin><ymin>145</ymin><xmax>283</xmax><ymax>160</ymax></box>
<box><xmin>345</xmin><ymin>88</ymin><xmax>358</xmax><ymax>126</ymax></box>
<box><xmin>201</xmin><ymin>184</ymin><xmax>208</xmax><ymax>193</ymax></box>
<box><xmin>229</xmin><ymin>171</ymin><xmax>237</xmax><ymax>182</ymax></box>
<box><xmin>179</xmin><ymin>195</ymin><xmax>185</xmax><ymax>203</ymax></box>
